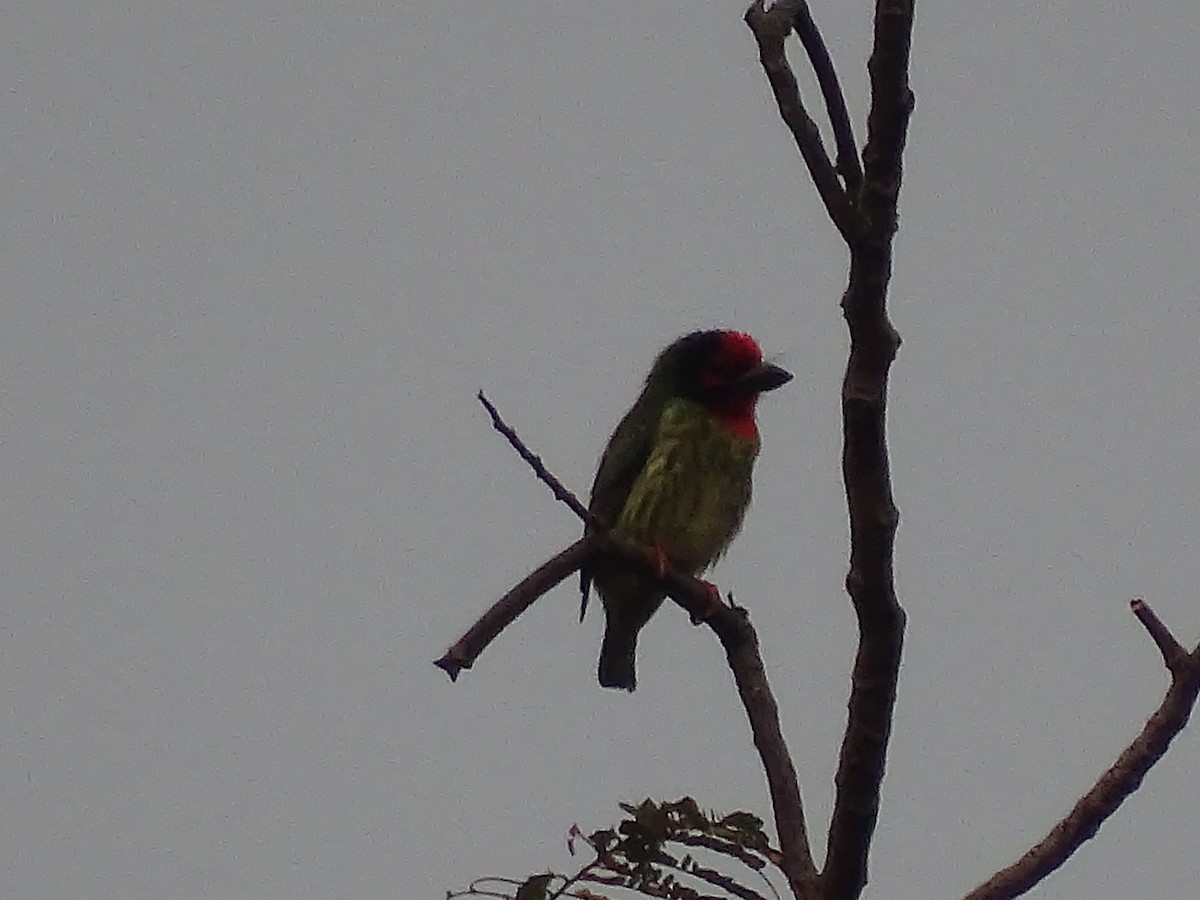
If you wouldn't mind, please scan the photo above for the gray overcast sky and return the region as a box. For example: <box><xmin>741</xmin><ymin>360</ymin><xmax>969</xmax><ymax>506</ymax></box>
<box><xmin>2</xmin><ymin>1</ymin><xmax>1198</xmax><ymax>898</ymax></box>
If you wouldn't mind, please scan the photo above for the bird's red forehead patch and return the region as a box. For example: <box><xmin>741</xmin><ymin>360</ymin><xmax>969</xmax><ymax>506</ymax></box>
<box><xmin>716</xmin><ymin>331</ymin><xmax>764</xmax><ymax>368</ymax></box>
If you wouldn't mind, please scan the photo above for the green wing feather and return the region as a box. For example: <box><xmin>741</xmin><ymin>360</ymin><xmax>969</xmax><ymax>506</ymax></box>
<box><xmin>580</xmin><ymin>395</ymin><xmax>759</xmax><ymax>618</ymax></box>
<box><xmin>579</xmin><ymin>393</ymin><xmax>662</xmax><ymax>619</ymax></box>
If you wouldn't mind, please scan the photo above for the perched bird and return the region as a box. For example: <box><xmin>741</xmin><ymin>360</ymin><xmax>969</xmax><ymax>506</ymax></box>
<box><xmin>580</xmin><ymin>330</ymin><xmax>791</xmax><ymax>691</ymax></box>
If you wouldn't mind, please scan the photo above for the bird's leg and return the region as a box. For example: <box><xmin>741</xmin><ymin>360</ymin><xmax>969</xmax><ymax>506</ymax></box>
<box><xmin>649</xmin><ymin>544</ymin><xmax>671</xmax><ymax>579</ymax></box>
<box><xmin>647</xmin><ymin>545</ymin><xmax>724</xmax><ymax>623</ymax></box>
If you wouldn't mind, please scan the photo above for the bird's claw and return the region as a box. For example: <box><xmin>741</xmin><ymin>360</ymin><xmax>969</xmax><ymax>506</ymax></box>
<box><xmin>689</xmin><ymin>580</ymin><xmax>726</xmax><ymax>624</ymax></box>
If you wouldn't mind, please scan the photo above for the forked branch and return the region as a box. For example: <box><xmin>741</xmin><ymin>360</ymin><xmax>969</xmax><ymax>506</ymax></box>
<box><xmin>745</xmin><ymin>1</ymin><xmax>856</xmax><ymax>242</ymax></box>
<box><xmin>436</xmin><ymin>396</ymin><xmax>817</xmax><ymax>893</ymax></box>
<box><xmin>444</xmin><ymin>5</ymin><xmax>1199</xmax><ymax>900</ymax></box>
<box><xmin>819</xmin><ymin>3</ymin><xmax>913</xmax><ymax>900</ymax></box>
<box><xmin>792</xmin><ymin>2</ymin><xmax>863</xmax><ymax>195</ymax></box>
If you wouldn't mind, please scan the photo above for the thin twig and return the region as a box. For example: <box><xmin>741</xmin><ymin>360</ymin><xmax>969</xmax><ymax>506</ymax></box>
<box><xmin>478</xmin><ymin>390</ymin><xmax>595</xmax><ymax>525</ymax></box>
<box><xmin>439</xmin><ymin>395</ymin><xmax>730</xmax><ymax>679</ymax></box>
<box><xmin>792</xmin><ymin>2</ymin><xmax>863</xmax><ymax>195</ymax></box>
<box><xmin>547</xmin><ymin>852</ymin><xmax>604</xmax><ymax>900</ymax></box>
<box><xmin>660</xmin><ymin>849</ymin><xmax>772</xmax><ymax>900</ymax></box>
<box><xmin>745</xmin><ymin>0</ymin><xmax>855</xmax><ymax>243</ymax></box>
<box><xmin>963</xmin><ymin>602</ymin><xmax>1200</xmax><ymax>900</ymax></box>
<box><xmin>674</xmin><ymin>833</ymin><xmax>776</xmax><ymax>871</ymax></box>
<box><xmin>448</xmin><ymin>392</ymin><xmax>817</xmax><ymax>897</ymax></box>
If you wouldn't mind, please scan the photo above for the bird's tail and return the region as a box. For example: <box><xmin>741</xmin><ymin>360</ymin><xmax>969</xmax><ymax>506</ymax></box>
<box><xmin>598</xmin><ymin>621</ymin><xmax>638</xmax><ymax>692</ymax></box>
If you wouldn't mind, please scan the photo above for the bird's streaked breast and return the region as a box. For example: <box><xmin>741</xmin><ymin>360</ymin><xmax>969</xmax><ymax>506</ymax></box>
<box><xmin>615</xmin><ymin>398</ymin><xmax>759</xmax><ymax>573</ymax></box>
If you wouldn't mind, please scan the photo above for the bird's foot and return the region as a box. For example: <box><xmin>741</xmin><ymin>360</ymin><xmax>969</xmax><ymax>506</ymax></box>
<box><xmin>689</xmin><ymin>580</ymin><xmax>726</xmax><ymax>624</ymax></box>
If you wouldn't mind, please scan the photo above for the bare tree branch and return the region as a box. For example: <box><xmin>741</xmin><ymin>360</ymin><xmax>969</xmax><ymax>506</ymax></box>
<box><xmin>434</xmin><ymin>538</ymin><xmax>596</xmax><ymax>681</ymax></box>
<box><xmin>439</xmin><ymin>5</ymin><xmax>1200</xmax><ymax>900</ymax></box>
<box><xmin>438</xmin><ymin>396</ymin><xmax>730</xmax><ymax>678</ymax></box>
<box><xmin>963</xmin><ymin>601</ymin><xmax>1200</xmax><ymax>900</ymax></box>
<box><xmin>791</xmin><ymin>2</ymin><xmax>863</xmax><ymax>195</ymax></box>
<box><xmin>446</xmin><ymin>5</ymin><xmax>1200</xmax><ymax>900</ymax></box>
<box><xmin>478</xmin><ymin>390</ymin><xmax>596</xmax><ymax>525</ymax></box>
<box><xmin>434</xmin><ymin>393</ymin><xmax>599</xmax><ymax>679</ymax></box>
<box><xmin>1130</xmin><ymin>597</ymin><xmax>1190</xmax><ymax>671</ymax></box>
<box><xmin>740</xmin><ymin>5</ymin><xmax>911</xmax><ymax>897</ymax></box>
<box><xmin>745</xmin><ymin>1</ymin><xmax>856</xmax><ymax>243</ymax></box>
<box><xmin>821</xmin><ymin>2</ymin><xmax>914</xmax><ymax>899</ymax></box>
<box><xmin>706</xmin><ymin>604</ymin><xmax>819</xmax><ymax>898</ymax></box>
<box><xmin>439</xmin><ymin>393</ymin><xmax>818</xmax><ymax>895</ymax></box>
<box><xmin>433</xmin><ymin>529</ymin><xmax>741</xmax><ymax>683</ymax></box>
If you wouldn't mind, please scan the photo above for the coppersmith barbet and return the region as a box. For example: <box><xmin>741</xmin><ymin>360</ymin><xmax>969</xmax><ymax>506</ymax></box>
<box><xmin>580</xmin><ymin>330</ymin><xmax>791</xmax><ymax>690</ymax></box>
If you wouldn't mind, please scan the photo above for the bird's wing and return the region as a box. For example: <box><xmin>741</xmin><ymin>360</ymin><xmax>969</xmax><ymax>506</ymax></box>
<box><xmin>579</xmin><ymin>404</ymin><xmax>659</xmax><ymax>620</ymax></box>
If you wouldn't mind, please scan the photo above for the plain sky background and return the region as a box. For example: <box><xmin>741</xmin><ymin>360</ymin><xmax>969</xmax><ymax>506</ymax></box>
<box><xmin>2</xmin><ymin>1</ymin><xmax>1198</xmax><ymax>898</ymax></box>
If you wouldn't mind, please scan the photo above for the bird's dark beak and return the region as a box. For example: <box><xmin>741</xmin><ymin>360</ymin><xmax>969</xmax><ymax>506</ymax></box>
<box><xmin>734</xmin><ymin>361</ymin><xmax>793</xmax><ymax>394</ymax></box>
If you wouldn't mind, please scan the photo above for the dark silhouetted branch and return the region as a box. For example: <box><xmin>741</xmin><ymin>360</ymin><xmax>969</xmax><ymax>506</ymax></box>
<box><xmin>438</xmin><ymin>396</ymin><xmax>729</xmax><ymax>678</ymax></box>
<box><xmin>434</xmin><ymin>538</ymin><xmax>596</xmax><ymax>681</ymax></box>
<box><xmin>477</xmin><ymin>390</ymin><xmax>595</xmax><ymax>525</ymax></box>
<box><xmin>821</xmin><ymin>3</ymin><xmax>913</xmax><ymax>900</ymax></box>
<box><xmin>707</xmin><ymin>603</ymin><xmax>818</xmax><ymax>897</ymax></box>
<box><xmin>745</xmin><ymin>1</ymin><xmax>855</xmax><ymax>243</ymax></box>
<box><xmin>441</xmin><ymin>393</ymin><xmax>817</xmax><ymax>895</ymax></box>
<box><xmin>1131</xmin><ymin>597</ymin><xmax>1189</xmax><ymax>671</ymax></box>
<box><xmin>963</xmin><ymin>601</ymin><xmax>1200</xmax><ymax>900</ymax></box>
<box><xmin>792</xmin><ymin>2</ymin><xmax>863</xmax><ymax>195</ymax></box>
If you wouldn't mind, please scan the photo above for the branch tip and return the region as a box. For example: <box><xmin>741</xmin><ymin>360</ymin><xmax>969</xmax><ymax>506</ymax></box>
<box><xmin>434</xmin><ymin>655</ymin><xmax>465</xmax><ymax>682</ymax></box>
<box><xmin>1130</xmin><ymin>599</ymin><xmax>1189</xmax><ymax>672</ymax></box>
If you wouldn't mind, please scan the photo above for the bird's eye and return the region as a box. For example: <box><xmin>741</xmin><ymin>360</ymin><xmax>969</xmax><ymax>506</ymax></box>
<box><xmin>700</xmin><ymin>360</ymin><xmax>739</xmax><ymax>387</ymax></box>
